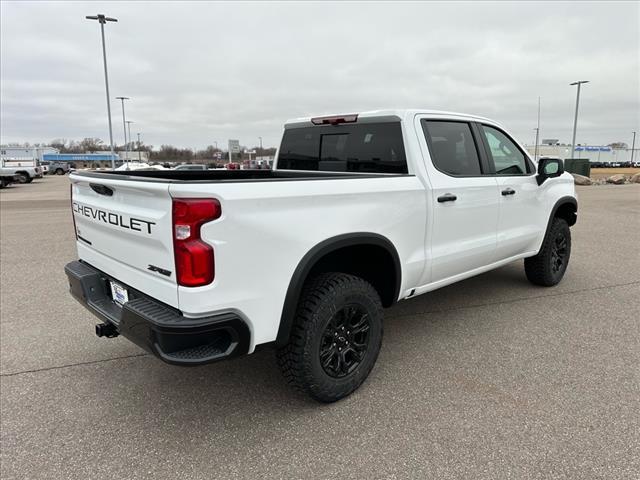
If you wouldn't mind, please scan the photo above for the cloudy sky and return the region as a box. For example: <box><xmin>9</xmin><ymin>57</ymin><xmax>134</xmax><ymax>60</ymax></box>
<box><xmin>1</xmin><ymin>1</ymin><xmax>638</xmax><ymax>150</ymax></box>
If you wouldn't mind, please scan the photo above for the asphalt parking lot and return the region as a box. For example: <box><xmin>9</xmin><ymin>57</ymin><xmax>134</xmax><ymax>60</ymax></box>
<box><xmin>1</xmin><ymin>176</ymin><xmax>638</xmax><ymax>479</ymax></box>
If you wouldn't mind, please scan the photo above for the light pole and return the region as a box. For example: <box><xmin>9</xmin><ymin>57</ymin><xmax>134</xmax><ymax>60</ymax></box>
<box><xmin>137</xmin><ymin>132</ymin><xmax>141</xmax><ymax>162</ymax></box>
<box><xmin>631</xmin><ymin>131</ymin><xmax>636</xmax><ymax>163</ymax></box>
<box><xmin>116</xmin><ymin>96</ymin><xmax>129</xmax><ymax>164</ymax></box>
<box><xmin>126</xmin><ymin>121</ymin><xmax>134</xmax><ymax>161</ymax></box>
<box><xmin>569</xmin><ymin>80</ymin><xmax>589</xmax><ymax>160</ymax></box>
<box><xmin>259</xmin><ymin>136</ymin><xmax>263</xmax><ymax>150</ymax></box>
<box><xmin>534</xmin><ymin>96</ymin><xmax>540</xmax><ymax>161</ymax></box>
<box><xmin>86</xmin><ymin>14</ymin><xmax>118</xmax><ymax>170</ymax></box>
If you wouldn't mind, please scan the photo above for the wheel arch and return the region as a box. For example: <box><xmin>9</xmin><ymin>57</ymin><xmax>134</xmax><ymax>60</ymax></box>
<box><xmin>549</xmin><ymin>196</ymin><xmax>578</xmax><ymax>228</ymax></box>
<box><xmin>275</xmin><ymin>233</ymin><xmax>401</xmax><ymax>347</ymax></box>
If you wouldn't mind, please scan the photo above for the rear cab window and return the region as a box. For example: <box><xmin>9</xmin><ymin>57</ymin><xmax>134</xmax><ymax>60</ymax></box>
<box><xmin>421</xmin><ymin>120</ymin><xmax>483</xmax><ymax>176</ymax></box>
<box><xmin>276</xmin><ymin>122</ymin><xmax>408</xmax><ymax>174</ymax></box>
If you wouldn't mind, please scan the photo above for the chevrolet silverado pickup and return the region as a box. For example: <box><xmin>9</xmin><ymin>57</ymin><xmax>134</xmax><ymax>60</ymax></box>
<box><xmin>65</xmin><ymin>110</ymin><xmax>577</xmax><ymax>402</ymax></box>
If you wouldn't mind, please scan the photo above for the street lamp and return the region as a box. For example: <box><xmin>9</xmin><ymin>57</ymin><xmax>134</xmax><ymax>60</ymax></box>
<box><xmin>126</xmin><ymin>121</ymin><xmax>134</xmax><ymax>162</ymax></box>
<box><xmin>259</xmin><ymin>136</ymin><xmax>263</xmax><ymax>150</ymax></box>
<box><xmin>569</xmin><ymin>80</ymin><xmax>589</xmax><ymax>160</ymax></box>
<box><xmin>86</xmin><ymin>13</ymin><xmax>118</xmax><ymax>169</ymax></box>
<box><xmin>534</xmin><ymin>96</ymin><xmax>541</xmax><ymax>161</ymax></box>
<box><xmin>116</xmin><ymin>96</ymin><xmax>129</xmax><ymax>162</ymax></box>
<box><xmin>631</xmin><ymin>131</ymin><xmax>636</xmax><ymax>164</ymax></box>
<box><xmin>137</xmin><ymin>132</ymin><xmax>142</xmax><ymax>162</ymax></box>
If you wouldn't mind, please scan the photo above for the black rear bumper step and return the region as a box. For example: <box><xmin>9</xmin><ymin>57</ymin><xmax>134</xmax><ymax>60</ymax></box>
<box><xmin>64</xmin><ymin>260</ymin><xmax>250</xmax><ymax>366</ymax></box>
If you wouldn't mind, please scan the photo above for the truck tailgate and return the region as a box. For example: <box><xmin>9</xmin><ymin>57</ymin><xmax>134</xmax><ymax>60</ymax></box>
<box><xmin>70</xmin><ymin>174</ymin><xmax>178</xmax><ymax>306</ymax></box>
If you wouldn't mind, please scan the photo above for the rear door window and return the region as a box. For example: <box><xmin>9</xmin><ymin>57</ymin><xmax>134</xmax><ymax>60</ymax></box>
<box><xmin>277</xmin><ymin>123</ymin><xmax>407</xmax><ymax>173</ymax></box>
<box><xmin>421</xmin><ymin>120</ymin><xmax>482</xmax><ymax>176</ymax></box>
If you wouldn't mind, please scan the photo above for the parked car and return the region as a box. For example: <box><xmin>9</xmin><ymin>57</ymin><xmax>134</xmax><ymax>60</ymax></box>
<box><xmin>0</xmin><ymin>165</ymin><xmax>41</xmax><ymax>183</ymax></box>
<box><xmin>65</xmin><ymin>109</ymin><xmax>577</xmax><ymax>402</ymax></box>
<box><xmin>41</xmin><ymin>161</ymin><xmax>71</xmax><ymax>175</ymax></box>
<box><xmin>173</xmin><ymin>164</ymin><xmax>208</xmax><ymax>171</ymax></box>
<box><xmin>0</xmin><ymin>169</ymin><xmax>19</xmax><ymax>188</ymax></box>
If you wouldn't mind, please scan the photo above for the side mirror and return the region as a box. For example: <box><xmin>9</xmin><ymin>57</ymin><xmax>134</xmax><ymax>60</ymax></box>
<box><xmin>536</xmin><ymin>157</ymin><xmax>564</xmax><ymax>186</ymax></box>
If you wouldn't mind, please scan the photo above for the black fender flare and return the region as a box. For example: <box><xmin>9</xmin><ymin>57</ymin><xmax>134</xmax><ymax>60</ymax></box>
<box><xmin>275</xmin><ymin>233</ymin><xmax>401</xmax><ymax>347</ymax></box>
<box><xmin>546</xmin><ymin>196</ymin><xmax>578</xmax><ymax>231</ymax></box>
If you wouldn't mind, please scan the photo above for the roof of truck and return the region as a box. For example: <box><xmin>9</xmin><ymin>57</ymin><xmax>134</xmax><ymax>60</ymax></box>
<box><xmin>284</xmin><ymin>109</ymin><xmax>497</xmax><ymax>128</ymax></box>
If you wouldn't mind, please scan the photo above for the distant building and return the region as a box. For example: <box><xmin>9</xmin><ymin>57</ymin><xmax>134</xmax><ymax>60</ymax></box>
<box><xmin>42</xmin><ymin>153</ymin><xmax>120</xmax><ymax>169</ymax></box>
<box><xmin>118</xmin><ymin>151</ymin><xmax>149</xmax><ymax>162</ymax></box>
<box><xmin>524</xmin><ymin>144</ymin><xmax>634</xmax><ymax>163</ymax></box>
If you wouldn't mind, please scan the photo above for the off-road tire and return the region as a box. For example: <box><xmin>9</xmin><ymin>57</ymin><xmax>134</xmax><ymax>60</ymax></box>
<box><xmin>525</xmin><ymin>217</ymin><xmax>571</xmax><ymax>286</ymax></box>
<box><xmin>277</xmin><ymin>272</ymin><xmax>383</xmax><ymax>403</ymax></box>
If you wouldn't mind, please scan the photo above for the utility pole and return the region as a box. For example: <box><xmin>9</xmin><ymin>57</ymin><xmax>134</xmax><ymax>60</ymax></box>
<box><xmin>259</xmin><ymin>136</ymin><xmax>263</xmax><ymax>150</ymax></box>
<box><xmin>631</xmin><ymin>131</ymin><xmax>636</xmax><ymax>163</ymax></box>
<box><xmin>116</xmin><ymin>96</ymin><xmax>129</xmax><ymax>166</ymax></box>
<box><xmin>534</xmin><ymin>96</ymin><xmax>540</xmax><ymax>161</ymax></box>
<box><xmin>126</xmin><ymin>121</ymin><xmax>134</xmax><ymax>162</ymax></box>
<box><xmin>86</xmin><ymin>14</ymin><xmax>118</xmax><ymax>169</ymax></box>
<box><xmin>570</xmin><ymin>81</ymin><xmax>589</xmax><ymax>160</ymax></box>
<box><xmin>137</xmin><ymin>132</ymin><xmax>141</xmax><ymax>162</ymax></box>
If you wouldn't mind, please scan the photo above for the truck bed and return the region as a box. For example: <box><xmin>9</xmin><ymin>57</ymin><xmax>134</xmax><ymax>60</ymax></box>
<box><xmin>74</xmin><ymin>169</ymin><xmax>401</xmax><ymax>183</ymax></box>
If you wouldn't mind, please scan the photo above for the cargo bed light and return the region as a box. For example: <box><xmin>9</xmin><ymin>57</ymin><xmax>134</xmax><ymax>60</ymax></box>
<box><xmin>311</xmin><ymin>114</ymin><xmax>358</xmax><ymax>125</ymax></box>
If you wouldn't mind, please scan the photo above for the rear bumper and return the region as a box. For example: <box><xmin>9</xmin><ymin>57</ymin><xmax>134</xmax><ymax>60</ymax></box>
<box><xmin>64</xmin><ymin>260</ymin><xmax>250</xmax><ymax>366</ymax></box>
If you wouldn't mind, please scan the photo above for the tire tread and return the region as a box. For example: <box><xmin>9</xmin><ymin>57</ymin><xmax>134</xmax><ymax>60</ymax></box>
<box><xmin>276</xmin><ymin>272</ymin><xmax>383</xmax><ymax>402</ymax></box>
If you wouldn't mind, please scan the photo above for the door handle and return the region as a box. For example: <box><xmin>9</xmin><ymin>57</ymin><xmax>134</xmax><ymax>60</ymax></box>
<box><xmin>501</xmin><ymin>188</ymin><xmax>516</xmax><ymax>196</ymax></box>
<box><xmin>437</xmin><ymin>193</ymin><xmax>457</xmax><ymax>203</ymax></box>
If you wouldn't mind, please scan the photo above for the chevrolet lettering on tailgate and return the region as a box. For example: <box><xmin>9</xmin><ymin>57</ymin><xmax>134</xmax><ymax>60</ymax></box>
<box><xmin>72</xmin><ymin>202</ymin><xmax>156</xmax><ymax>234</ymax></box>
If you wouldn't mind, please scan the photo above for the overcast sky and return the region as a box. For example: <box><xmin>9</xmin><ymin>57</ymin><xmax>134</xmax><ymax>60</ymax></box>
<box><xmin>1</xmin><ymin>1</ymin><xmax>638</xmax><ymax>150</ymax></box>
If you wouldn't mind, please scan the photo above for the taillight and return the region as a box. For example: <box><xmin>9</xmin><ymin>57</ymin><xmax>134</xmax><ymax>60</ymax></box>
<box><xmin>70</xmin><ymin>183</ymin><xmax>78</xmax><ymax>240</ymax></box>
<box><xmin>311</xmin><ymin>114</ymin><xmax>358</xmax><ymax>125</ymax></box>
<box><xmin>172</xmin><ymin>198</ymin><xmax>221</xmax><ymax>287</ymax></box>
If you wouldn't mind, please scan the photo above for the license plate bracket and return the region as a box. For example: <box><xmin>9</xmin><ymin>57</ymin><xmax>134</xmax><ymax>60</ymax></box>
<box><xmin>109</xmin><ymin>280</ymin><xmax>129</xmax><ymax>306</ymax></box>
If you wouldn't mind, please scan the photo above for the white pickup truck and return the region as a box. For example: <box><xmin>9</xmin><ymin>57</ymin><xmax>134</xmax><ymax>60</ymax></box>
<box><xmin>65</xmin><ymin>110</ymin><xmax>577</xmax><ymax>402</ymax></box>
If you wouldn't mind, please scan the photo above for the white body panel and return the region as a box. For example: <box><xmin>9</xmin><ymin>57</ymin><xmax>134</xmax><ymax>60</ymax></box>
<box><xmin>70</xmin><ymin>109</ymin><xmax>576</xmax><ymax>352</ymax></box>
<box><xmin>169</xmin><ymin>176</ymin><xmax>427</xmax><ymax>347</ymax></box>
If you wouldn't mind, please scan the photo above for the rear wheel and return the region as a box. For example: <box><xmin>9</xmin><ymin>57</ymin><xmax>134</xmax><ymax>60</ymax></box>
<box><xmin>525</xmin><ymin>217</ymin><xmax>571</xmax><ymax>286</ymax></box>
<box><xmin>55</xmin><ymin>168</ymin><xmax>64</xmax><ymax>175</ymax></box>
<box><xmin>277</xmin><ymin>272</ymin><xmax>383</xmax><ymax>402</ymax></box>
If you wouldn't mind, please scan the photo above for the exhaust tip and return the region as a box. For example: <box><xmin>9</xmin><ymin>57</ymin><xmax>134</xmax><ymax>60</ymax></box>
<box><xmin>95</xmin><ymin>322</ymin><xmax>119</xmax><ymax>338</ymax></box>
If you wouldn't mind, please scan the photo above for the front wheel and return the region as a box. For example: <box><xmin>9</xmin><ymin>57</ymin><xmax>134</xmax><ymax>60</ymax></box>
<box><xmin>55</xmin><ymin>168</ymin><xmax>64</xmax><ymax>175</ymax></box>
<box><xmin>525</xmin><ymin>217</ymin><xmax>571</xmax><ymax>286</ymax></box>
<box><xmin>277</xmin><ymin>272</ymin><xmax>383</xmax><ymax>403</ymax></box>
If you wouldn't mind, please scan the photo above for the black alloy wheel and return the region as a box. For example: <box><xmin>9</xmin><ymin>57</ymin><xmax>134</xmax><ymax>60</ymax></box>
<box><xmin>320</xmin><ymin>305</ymin><xmax>371</xmax><ymax>378</ymax></box>
<box><xmin>550</xmin><ymin>231</ymin><xmax>568</xmax><ymax>274</ymax></box>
